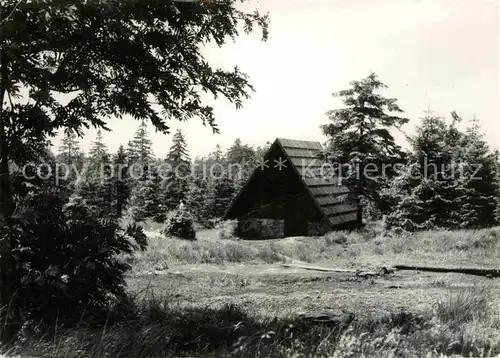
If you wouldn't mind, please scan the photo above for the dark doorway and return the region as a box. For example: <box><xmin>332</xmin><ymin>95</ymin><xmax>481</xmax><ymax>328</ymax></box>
<box><xmin>284</xmin><ymin>197</ymin><xmax>307</xmax><ymax>237</ymax></box>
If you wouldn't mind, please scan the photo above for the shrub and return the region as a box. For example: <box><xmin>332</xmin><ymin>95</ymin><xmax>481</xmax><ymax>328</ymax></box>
<box><xmin>161</xmin><ymin>205</ymin><xmax>196</xmax><ymax>240</ymax></box>
<box><xmin>5</xmin><ymin>189</ymin><xmax>148</xmax><ymax>329</ymax></box>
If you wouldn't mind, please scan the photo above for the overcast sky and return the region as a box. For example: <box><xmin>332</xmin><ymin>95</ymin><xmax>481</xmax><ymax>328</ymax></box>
<box><xmin>57</xmin><ymin>0</ymin><xmax>499</xmax><ymax>158</ymax></box>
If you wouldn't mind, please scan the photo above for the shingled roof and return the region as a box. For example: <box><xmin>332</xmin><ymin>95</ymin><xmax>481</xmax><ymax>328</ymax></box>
<box><xmin>224</xmin><ymin>138</ymin><xmax>359</xmax><ymax>228</ymax></box>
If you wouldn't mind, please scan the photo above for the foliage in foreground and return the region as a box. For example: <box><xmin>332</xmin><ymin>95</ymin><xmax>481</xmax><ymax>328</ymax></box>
<box><xmin>2</xmin><ymin>189</ymin><xmax>148</xmax><ymax>330</ymax></box>
<box><xmin>0</xmin><ymin>0</ymin><xmax>269</xmax><ymax>340</ymax></box>
<box><xmin>4</xmin><ymin>286</ymin><xmax>499</xmax><ymax>358</ymax></box>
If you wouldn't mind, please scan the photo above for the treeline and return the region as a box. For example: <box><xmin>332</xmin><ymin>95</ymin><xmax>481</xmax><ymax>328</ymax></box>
<box><xmin>60</xmin><ymin>72</ymin><xmax>500</xmax><ymax>234</ymax></box>
<box><xmin>55</xmin><ymin>121</ymin><xmax>271</xmax><ymax>227</ymax></box>
<box><xmin>382</xmin><ymin>114</ymin><xmax>499</xmax><ymax>231</ymax></box>
<box><xmin>321</xmin><ymin>73</ymin><xmax>500</xmax><ymax>232</ymax></box>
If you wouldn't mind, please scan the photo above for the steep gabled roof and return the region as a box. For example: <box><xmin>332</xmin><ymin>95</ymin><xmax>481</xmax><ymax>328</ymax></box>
<box><xmin>275</xmin><ymin>138</ymin><xmax>358</xmax><ymax>227</ymax></box>
<box><xmin>223</xmin><ymin>138</ymin><xmax>359</xmax><ymax>227</ymax></box>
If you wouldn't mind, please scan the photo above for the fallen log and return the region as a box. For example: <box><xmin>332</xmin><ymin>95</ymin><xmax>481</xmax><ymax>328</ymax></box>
<box><xmin>281</xmin><ymin>263</ymin><xmax>357</xmax><ymax>273</ymax></box>
<box><xmin>393</xmin><ymin>264</ymin><xmax>500</xmax><ymax>278</ymax></box>
<box><xmin>355</xmin><ymin>271</ymin><xmax>382</xmax><ymax>278</ymax></box>
<box><xmin>280</xmin><ymin>263</ymin><xmax>385</xmax><ymax>278</ymax></box>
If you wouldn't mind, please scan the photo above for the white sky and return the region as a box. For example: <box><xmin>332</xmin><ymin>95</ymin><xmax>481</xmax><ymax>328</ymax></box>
<box><xmin>56</xmin><ymin>0</ymin><xmax>500</xmax><ymax>158</ymax></box>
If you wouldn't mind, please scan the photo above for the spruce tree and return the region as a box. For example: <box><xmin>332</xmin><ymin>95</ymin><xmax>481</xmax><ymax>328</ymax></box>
<box><xmin>226</xmin><ymin>138</ymin><xmax>256</xmax><ymax>192</ymax></box>
<box><xmin>321</xmin><ymin>73</ymin><xmax>409</xmax><ymax>216</ymax></box>
<box><xmin>226</xmin><ymin>138</ymin><xmax>256</xmax><ymax>164</ymax></box>
<box><xmin>212</xmin><ymin>144</ymin><xmax>224</xmax><ymax>162</ymax></box>
<box><xmin>147</xmin><ymin>161</ymin><xmax>165</xmax><ymax>222</ymax></box>
<box><xmin>213</xmin><ymin>176</ymin><xmax>236</xmax><ymax>217</ymax></box>
<box><xmin>413</xmin><ymin>112</ymin><xmax>465</xmax><ymax>227</ymax></box>
<box><xmin>125</xmin><ymin>159</ymin><xmax>164</xmax><ymax>223</ymax></box>
<box><xmin>72</xmin><ymin>131</ymin><xmax>114</xmax><ymax>217</ymax></box>
<box><xmin>495</xmin><ymin>154</ymin><xmax>500</xmax><ymax>223</ymax></box>
<box><xmin>127</xmin><ymin>121</ymin><xmax>154</xmax><ymax>165</ymax></box>
<box><xmin>112</xmin><ymin>145</ymin><xmax>130</xmax><ymax>218</ymax></box>
<box><xmin>124</xmin><ymin>123</ymin><xmax>165</xmax><ymax>222</ymax></box>
<box><xmin>185</xmin><ymin>177</ymin><xmax>216</xmax><ymax>226</ymax></box>
<box><xmin>125</xmin><ymin>180</ymin><xmax>150</xmax><ymax>222</ymax></box>
<box><xmin>56</xmin><ymin>131</ymin><xmax>85</xmax><ymax>192</ymax></box>
<box><xmin>384</xmin><ymin>112</ymin><xmax>499</xmax><ymax>231</ymax></box>
<box><xmin>199</xmin><ymin>144</ymin><xmax>238</xmax><ymax>218</ymax></box>
<box><xmin>457</xmin><ymin>117</ymin><xmax>499</xmax><ymax>227</ymax></box>
<box><xmin>127</xmin><ymin>120</ymin><xmax>154</xmax><ymax>182</ymax></box>
<box><xmin>190</xmin><ymin>146</ymin><xmax>233</xmax><ymax>220</ymax></box>
<box><xmin>162</xmin><ymin>130</ymin><xmax>192</xmax><ymax>211</ymax></box>
<box><xmin>57</xmin><ymin>131</ymin><xmax>84</xmax><ymax>165</ymax></box>
<box><xmin>88</xmin><ymin>130</ymin><xmax>108</xmax><ymax>159</ymax></box>
<box><xmin>204</xmin><ymin>144</ymin><xmax>226</xmax><ymax>179</ymax></box>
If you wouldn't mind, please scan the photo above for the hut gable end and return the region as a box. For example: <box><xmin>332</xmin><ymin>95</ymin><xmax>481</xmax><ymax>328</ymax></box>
<box><xmin>223</xmin><ymin>138</ymin><xmax>360</xmax><ymax>233</ymax></box>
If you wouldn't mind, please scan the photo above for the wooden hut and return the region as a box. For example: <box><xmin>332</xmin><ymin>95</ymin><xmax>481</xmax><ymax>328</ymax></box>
<box><xmin>223</xmin><ymin>138</ymin><xmax>362</xmax><ymax>239</ymax></box>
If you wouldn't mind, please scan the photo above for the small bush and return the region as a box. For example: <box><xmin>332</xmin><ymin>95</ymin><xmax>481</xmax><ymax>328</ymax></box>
<box><xmin>5</xmin><ymin>190</ymin><xmax>148</xmax><ymax>329</ymax></box>
<box><xmin>161</xmin><ymin>205</ymin><xmax>196</xmax><ymax>240</ymax></box>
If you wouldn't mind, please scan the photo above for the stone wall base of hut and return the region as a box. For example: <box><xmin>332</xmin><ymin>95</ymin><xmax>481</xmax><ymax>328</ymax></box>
<box><xmin>237</xmin><ymin>218</ymin><xmax>285</xmax><ymax>239</ymax></box>
<box><xmin>236</xmin><ymin>218</ymin><xmax>332</xmax><ymax>239</ymax></box>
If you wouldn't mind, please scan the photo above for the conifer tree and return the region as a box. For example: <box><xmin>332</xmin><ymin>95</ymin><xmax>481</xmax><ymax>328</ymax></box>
<box><xmin>126</xmin><ymin>161</ymin><xmax>163</xmax><ymax>222</ymax></box>
<box><xmin>213</xmin><ymin>176</ymin><xmax>236</xmax><ymax>218</ymax></box>
<box><xmin>125</xmin><ymin>180</ymin><xmax>149</xmax><ymax>222</ymax></box>
<box><xmin>127</xmin><ymin>121</ymin><xmax>154</xmax><ymax>165</ymax></box>
<box><xmin>384</xmin><ymin>112</ymin><xmax>463</xmax><ymax>230</ymax></box>
<box><xmin>495</xmin><ymin>154</ymin><xmax>500</xmax><ymax>223</ymax></box>
<box><xmin>127</xmin><ymin>120</ymin><xmax>154</xmax><ymax>184</ymax></box>
<box><xmin>457</xmin><ymin>117</ymin><xmax>499</xmax><ymax>227</ymax></box>
<box><xmin>321</xmin><ymin>73</ymin><xmax>409</xmax><ymax>215</ymax></box>
<box><xmin>147</xmin><ymin>161</ymin><xmax>165</xmax><ymax>222</ymax></box>
<box><xmin>57</xmin><ymin>131</ymin><xmax>84</xmax><ymax>165</ymax></box>
<box><xmin>204</xmin><ymin>144</ymin><xmax>226</xmax><ymax>179</ymax></box>
<box><xmin>162</xmin><ymin>130</ymin><xmax>192</xmax><ymax>211</ymax></box>
<box><xmin>89</xmin><ymin>130</ymin><xmax>108</xmax><ymax>159</ymax></box>
<box><xmin>384</xmin><ymin>112</ymin><xmax>499</xmax><ymax>231</ymax></box>
<box><xmin>56</xmin><ymin>131</ymin><xmax>85</xmax><ymax>192</ymax></box>
<box><xmin>226</xmin><ymin>138</ymin><xmax>256</xmax><ymax>193</ymax></box>
<box><xmin>124</xmin><ymin>123</ymin><xmax>164</xmax><ymax>222</ymax></box>
<box><xmin>226</xmin><ymin>138</ymin><xmax>256</xmax><ymax>164</ymax></box>
<box><xmin>189</xmin><ymin>146</ymin><xmax>234</xmax><ymax>220</ymax></box>
<box><xmin>112</xmin><ymin>145</ymin><xmax>130</xmax><ymax>218</ymax></box>
<box><xmin>212</xmin><ymin>144</ymin><xmax>224</xmax><ymax>162</ymax></box>
<box><xmin>185</xmin><ymin>177</ymin><xmax>216</xmax><ymax>226</ymax></box>
<box><xmin>197</xmin><ymin>144</ymin><xmax>238</xmax><ymax>218</ymax></box>
<box><xmin>72</xmin><ymin>131</ymin><xmax>114</xmax><ymax>217</ymax></box>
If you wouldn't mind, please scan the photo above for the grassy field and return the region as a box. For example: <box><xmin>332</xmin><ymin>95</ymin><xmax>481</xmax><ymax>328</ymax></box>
<box><xmin>6</xmin><ymin>223</ymin><xmax>500</xmax><ymax>357</ymax></box>
<box><xmin>134</xmin><ymin>220</ymin><xmax>500</xmax><ymax>271</ymax></box>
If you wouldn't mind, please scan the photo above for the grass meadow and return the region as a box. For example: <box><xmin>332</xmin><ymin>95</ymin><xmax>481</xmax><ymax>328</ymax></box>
<box><xmin>4</xmin><ymin>222</ymin><xmax>500</xmax><ymax>357</ymax></box>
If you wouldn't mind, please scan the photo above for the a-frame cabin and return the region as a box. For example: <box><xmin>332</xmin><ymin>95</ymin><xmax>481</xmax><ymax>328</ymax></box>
<box><xmin>223</xmin><ymin>138</ymin><xmax>362</xmax><ymax>239</ymax></box>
